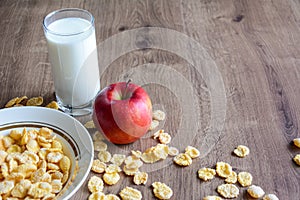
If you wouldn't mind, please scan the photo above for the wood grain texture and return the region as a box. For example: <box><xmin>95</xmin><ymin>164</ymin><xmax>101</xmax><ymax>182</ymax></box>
<box><xmin>0</xmin><ymin>0</ymin><xmax>300</xmax><ymax>199</ymax></box>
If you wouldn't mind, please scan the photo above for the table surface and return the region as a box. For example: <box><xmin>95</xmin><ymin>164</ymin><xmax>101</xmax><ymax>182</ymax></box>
<box><xmin>1</xmin><ymin>0</ymin><xmax>300</xmax><ymax>199</ymax></box>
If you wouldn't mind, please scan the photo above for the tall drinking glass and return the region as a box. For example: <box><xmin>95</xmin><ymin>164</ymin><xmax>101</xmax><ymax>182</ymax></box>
<box><xmin>43</xmin><ymin>8</ymin><xmax>100</xmax><ymax>116</ymax></box>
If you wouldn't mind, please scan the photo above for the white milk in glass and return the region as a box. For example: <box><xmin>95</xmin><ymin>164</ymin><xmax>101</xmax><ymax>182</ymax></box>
<box><xmin>45</xmin><ymin>17</ymin><xmax>100</xmax><ymax>107</ymax></box>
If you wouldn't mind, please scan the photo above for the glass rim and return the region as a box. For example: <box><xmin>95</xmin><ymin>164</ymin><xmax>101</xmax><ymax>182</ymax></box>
<box><xmin>43</xmin><ymin>8</ymin><xmax>94</xmax><ymax>36</ymax></box>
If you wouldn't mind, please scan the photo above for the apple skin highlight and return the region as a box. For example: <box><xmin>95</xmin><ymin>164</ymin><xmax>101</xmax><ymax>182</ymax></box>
<box><xmin>93</xmin><ymin>82</ymin><xmax>152</xmax><ymax>144</ymax></box>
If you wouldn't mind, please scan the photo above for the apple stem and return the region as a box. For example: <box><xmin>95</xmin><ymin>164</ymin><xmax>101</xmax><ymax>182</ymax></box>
<box><xmin>123</xmin><ymin>79</ymin><xmax>132</xmax><ymax>100</ymax></box>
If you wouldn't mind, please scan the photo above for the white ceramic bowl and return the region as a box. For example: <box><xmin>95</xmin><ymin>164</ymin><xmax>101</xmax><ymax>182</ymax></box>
<box><xmin>0</xmin><ymin>106</ymin><xmax>94</xmax><ymax>200</ymax></box>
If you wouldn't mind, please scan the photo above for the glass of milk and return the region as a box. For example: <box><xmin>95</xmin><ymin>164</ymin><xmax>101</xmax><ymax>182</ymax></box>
<box><xmin>43</xmin><ymin>8</ymin><xmax>100</xmax><ymax>116</ymax></box>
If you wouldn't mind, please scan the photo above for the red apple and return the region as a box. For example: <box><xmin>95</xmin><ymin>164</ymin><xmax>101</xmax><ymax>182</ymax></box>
<box><xmin>92</xmin><ymin>82</ymin><xmax>152</xmax><ymax>144</ymax></box>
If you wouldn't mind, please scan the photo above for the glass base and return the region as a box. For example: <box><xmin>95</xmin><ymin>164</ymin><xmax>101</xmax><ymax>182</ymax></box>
<box><xmin>58</xmin><ymin>100</ymin><xmax>93</xmax><ymax>117</ymax></box>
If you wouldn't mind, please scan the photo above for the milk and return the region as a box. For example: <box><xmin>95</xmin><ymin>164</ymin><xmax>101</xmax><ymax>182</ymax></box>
<box><xmin>45</xmin><ymin>17</ymin><xmax>100</xmax><ymax>107</ymax></box>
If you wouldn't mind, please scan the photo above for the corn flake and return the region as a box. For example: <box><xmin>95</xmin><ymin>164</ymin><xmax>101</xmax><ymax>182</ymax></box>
<box><xmin>133</xmin><ymin>172</ymin><xmax>148</xmax><ymax>185</ymax></box>
<box><xmin>152</xmin><ymin>182</ymin><xmax>173</xmax><ymax>200</ymax></box>
<box><xmin>103</xmin><ymin>172</ymin><xmax>120</xmax><ymax>185</ymax></box>
<box><xmin>168</xmin><ymin>147</ymin><xmax>179</xmax><ymax>156</ymax></box>
<box><xmin>247</xmin><ymin>185</ymin><xmax>265</xmax><ymax>198</ymax></box>
<box><xmin>9</xmin><ymin>130</ymin><xmax>23</xmax><ymax>141</ymax></box>
<box><xmin>293</xmin><ymin>138</ymin><xmax>300</xmax><ymax>148</ymax></box>
<box><xmin>98</xmin><ymin>151</ymin><xmax>111</xmax><ymax>163</ymax></box>
<box><xmin>51</xmin><ymin>179</ymin><xmax>62</xmax><ymax>193</ymax></box>
<box><xmin>198</xmin><ymin>168</ymin><xmax>216</xmax><ymax>181</ymax></box>
<box><xmin>237</xmin><ymin>172</ymin><xmax>253</xmax><ymax>187</ymax></box>
<box><xmin>119</xmin><ymin>186</ymin><xmax>142</xmax><ymax>200</ymax></box>
<box><xmin>152</xmin><ymin>110</ymin><xmax>166</xmax><ymax>121</ymax></box>
<box><xmin>92</xmin><ymin>160</ymin><xmax>106</xmax><ymax>174</ymax></box>
<box><xmin>217</xmin><ymin>184</ymin><xmax>239</xmax><ymax>198</ymax></box>
<box><xmin>88</xmin><ymin>192</ymin><xmax>105</xmax><ymax>200</ymax></box>
<box><xmin>225</xmin><ymin>171</ymin><xmax>237</xmax><ymax>184</ymax></box>
<box><xmin>293</xmin><ymin>154</ymin><xmax>300</xmax><ymax>166</ymax></box>
<box><xmin>0</xmin><ymin>180</ymin><xmax>14</xmax><ymax>194</ymax></box>
<box><xmin>27</xmin><ymin>182</ymin><xmax>52</xmax><ymax>198</ymax></box>
<box><xmin>149</xmin><ymin>120</ymin><xmax>159</xmax><ymax>131</ymax></box>
<box><xmin>88</xmin><ymin>176</ymin><xmax>104</xmax><ymax>193</ymax></box>
<box><xmin>94</xmin><ymin>141</ymin><xmax>108</xmax><ymax>151</ymax></box>
<box><xmin>263</xmin><ymin>194</ymin><xmax>279</xmax><ymax>200</ymax></box>
<box><xmin>84</xmin><ymin>120</ymin><xmax>95</xmax><ymax>129</ymax></box>
<box><xmin>105</xmin><ymin>194</ymin><xmax>121</xmax><ymax>200</ymax></box>
<box><xmin>158</xmin><ymin>132</ymin><xmax>171</xmax><ymax>144</ymax></box>
<box><xmin>5</xmin><ymin>97</ymin><xmax>20</xmax><ymax>108</ymax></box>
<box><xmin>93</xmin><ymin>131</ymin><xmax>105</xmax><ymax>141</ymax></box>
<box><xmin>233</xmin><ymin>145</ymin><xmax>250</xmax><ymax>158</ymax></box>
<box><xmin>216</xmin><ymin>162</ymin><xmax>232</xmax><ymax>178</ymax></box>
<box><xmin>202</xmin><ymin>196</ymin><xmax>223</xmax><ymax>200</ymax></box>
<box><xmin>110</xmin><ymin>154</ymin><xmax>126</xmax><ymax>166</ymax></box>
<box><xmin>123</xmin><ymin>165</ymin><xmax>139</xmax><ymax>176</ymax></box>
<box><xmin>59</xmin><ymin>156</ymin><xmax>71</xmax><ymax>173</ymax></box>
<box><xmin>174</xmin><ymin>153</ymin><xmax>192</xmax><ymax>166</ymax></box>
<box><xmin>47</xmin><ymin>152</ymin><xmax>63</xmax><ymax>163</ymax></box>
<box><xmin>26</xmin><ymin>96</ymin><xmax>43</xmax><ymax>106</ymax></box>
<box><xmin>185</xmin><ymin>146</ymin><xmax>200</xmax><ymax>159</ymax></box>
<box><xmin>45</xmin><ymin>101</ymin><xmax>59</xmax><ymax>110</ymax></box>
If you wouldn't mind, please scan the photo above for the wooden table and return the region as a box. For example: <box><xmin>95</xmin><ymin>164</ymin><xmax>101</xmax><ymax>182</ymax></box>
<box><xmin>1</xmin><ymin>0</ymin><xmax>299</xmax><ymax>199</ymax></box>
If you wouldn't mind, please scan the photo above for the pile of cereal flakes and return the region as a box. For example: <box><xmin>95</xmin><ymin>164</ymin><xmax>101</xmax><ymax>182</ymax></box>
<box><xmin>0</xmin><ymin>127</ymin><xmax>71</xmax><ymax>199</ymax></box>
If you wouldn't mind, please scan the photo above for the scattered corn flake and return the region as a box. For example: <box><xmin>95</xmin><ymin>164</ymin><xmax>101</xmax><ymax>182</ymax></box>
<box><xmin>216</xmin><ymin>162</ymin><xmax>232</xmax><ymax>178</ymax></box>
<box><xmin>124</xmin><ymin>156</ymin><xmax>143</xmax><ymax>169</ymax></box>
<box><xmin>123</xmin><ymin>165</ymin><xmax>139</xmax><ymax>176</ymax></box>
<box><xmin>217</xmin><ymin>184</ymin><xmax>239</xmax><ymax>199</ymax></box>
<box><xmin>294</xmin><ymin>154</ymin><xmax>300</xmax><ymax>166</ymax></box>
<box><xmin>168</xmin><ymin>147</ymin><xmax>179</xmax><ymax>156</ymax></box>
<box><xmin>98</xmin><ymin>151</ymin><xmax>112</xmax><ymax>163</ymax></box>
<box><xmin>153</xmin><ymin>144</ymin><xmax>169</xmax><ymax>160</ymax></box>
<box><xmin>263</xmin><ymin>194</ymin><xmax>279</xmax><ymax>200</ymax></box>
<box><xmin>16</xmin><ymin>96</ymin><xmax>28</xmax><ymax>104</ymax></box>
<box><xmin>131</xmin><ymin>150</ymin><xmax>142</xmax><ymax>159</ymax></box>
<box><xmin>185</xmin><ymin>146</ymin><xmax>200</xmax><ymax>159</ymax></box>
<box><xmin>153</xmin><ymin>129</ymin><xmax>164</xmax><ymax>139</ymax></box>
<box><xmin>105</xmin><ymin>194</ymin><xmax>121</xmax><ymax>200</ymax></box>
<box><xmin>152</xmin><ymin>110</ymin><xmax>166</xmax><ymax>121</ymax></box>
<box><xmin>110</xmin><ymin>154</ymin><xmax>126</xmax><ymax>166</ymax></box>
<box><xmin>88</xmin><ymin>192</ymin><xmax>105</xmax><ymax>200</ymax></box>
<box><xmin>202</xmin><ymin>196</ymin><xmax>223</xmax><ymax>200</ymax></box>
<box><xmin>174</xmin><ymin>153</ymin><xmax>192</xmax><ymax>167</ymax></box>
<box><xmin>103</xmin><ymin>172</ymin><xmax>120</xmax><ymax>185</ymax></box>
<box><xmin>105</xmin><ymin>164</ymin><xmax>121</xmax><ymax>173</ymax></box>
<box><xmin>152</xmin><ymin>182</ymin><xmax>173</xmax><ymax>200</ymax></box>
<box><xmin>88</xmin><ymin>176</ymin><xmax>104</xmax><ymax>193</ymax></box>
<box><xmin>119</xmin><ymin>186</ymin><xmax>142</xmax><ymax>200</ymax></box>
<box><xmin>5</xmin><ymin>97</ymin><xmax>19</xmax><ymax>108</ymax></box>
<box><xmin>293</xmin><ymin>138</ymin><xmax>300</xmax><ymax>148</ymax></box>
<box><xmin>26</xmin><ymin>96</ymin><xmax>43</xmax><ymax>106</ymax></box>
<box><xmin>233</xmin><ymin>145</ymin><xmax>250</xmax><ymax>158</ymax></box>
<box><xmin>237</xmin><ymin>172</ymin><xmax>253</xmax><ymax>187</ymax></box>
<box><xmin>141</xmin><ymin>147</ymin><xmax>161</xmax><ymax>164</ymax></box>
<box><xmin>225</xmin><ymin>171</ymin><xmax>237</xmax><ymax>184</ymax></box>
<box><xmin>45</xmin><ymin>101</ymin><xmax>59</xmax><ymax>110</ymax></box>
<box><xmin>94</xmin><ymin>141</ymin><xmax>108</xmax><ymax>151</ymax></box>
<box><xmin>149</xmin><ymin>120</ymin><xmax>159</xmax><ymax>131</ymax></box>
<box><xmin>158</xmin><ymin>132</ymin><xmax>171</xmax><ymax>144</ymax></box>
<box><xmin>92</xmin><ymin>160</ymin><xmax>106</xmax><ymax>173</ymax></box>
<box><xmin>93</xmin><ymin>131</ymin><xmax>105</xmax><ymax>141</ymax></box>
<box><xmin>133</xmin><ymin>172</ymin><xmax>148</xmax><ymax>185</ymax></box>
<box><xmin>84</xmin><ymin>120</ymin><xmax>96</xmax><ymax>129</ymax></box>
<box><xmin>247</xmin><ymin>185</ymin><xmax>265</xmax><ymax>198</ymax></box>
<box><xmin>198</xmin><ymin>168</ymin><xmax>216</xmax><ymax>181</ymax></box>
